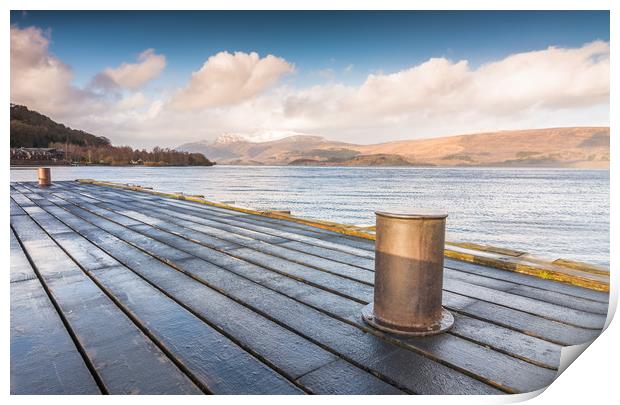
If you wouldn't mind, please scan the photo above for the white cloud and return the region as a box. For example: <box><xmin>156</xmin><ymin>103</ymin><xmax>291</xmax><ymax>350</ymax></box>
<box><xmin>471</xmin><ymin>41</ymin><xmax>609</xmax><ymax>112</ymax></box>
<box><xmin>170</xmin><ymin>51</ymin><xmax>294</xmax><ymax>110</ymax></box>
<box><xmin>115</xmin><ymin>92</ymin><xmax>149</xmax><ymax>110</ymax></box>
<box><xmin>10</xmin><ymin>24</ymin><xmax>610</xmax><ymax>149</ymax></box>
<box><xmin>99</xmin><ymin>48</ymin><xmax>166</xmax><ymax>90</ymax></box>
<box><xmin>10</xmin><ymin>26</ymin><xmax>99</xmax><ymax>116</ymax></box>
<box><xmin>280</xmin><ymin>41</ymin><xmax>610</xmax><ymax>130</ymax></box>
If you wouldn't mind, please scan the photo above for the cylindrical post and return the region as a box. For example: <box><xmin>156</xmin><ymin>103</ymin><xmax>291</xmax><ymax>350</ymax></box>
<box><xmin>362</xmin><ymin>210</ymin><xmax>454</xmax><ymax>336</ymax></box>
<box><xmin>38</xmin><ymin>167</ymin><xmax>51</xmax><ymax>187</ymax></box>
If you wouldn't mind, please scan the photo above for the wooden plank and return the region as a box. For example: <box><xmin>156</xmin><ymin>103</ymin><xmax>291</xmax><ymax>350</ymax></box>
<box><xmin>293</xmin><ymin>231</ymin><xmax>609</xmax><ymax>300</ymax></box>
<box><xmin>35</xmin><ymin>212</ymin><xmax>342</xmax><ymax>380</ymax></box>
<box><xmin>505</xmin><ymin>285</ymin><xmax>608</xmax><ymax>315</ymax></box>
<box><xmin>444</xmin><ymin>278</ymin><xmax>606</xmax><ymax>329</ymax></box>
<box><xmin>98</xmin><ymin>259</ymin><xmax>341</xmax><ymax>382</ymax></box>
<box><xmin>116</xmin><ymin>201</ymin><xmax>290</xmax><ymax>245</ymax></box>
<box><xmin>444</xmin><ymin>258</ymin><xmax>609</xmax><ymax>303</ymax></box>
<box><xmin>34</xmin><ymin>191</ymin><xmax>503</xmax><ymax>301</ymax></box>
<box><xmin>87</xmin><ymin>266</ymin><xmax>303</xmax><ymax>394</ymax></box>
<box><xmin>11</xmin><ymin>198</ymin><xmax>567</xmax><ymax>381</ymax></box>
<box><xmin>261</xmin><ymin>240</ymin><xmax>608</xmax><ymax>315</ymax></box>
<box><xmin>344</xmin><ymin>317</ymin><xmax>557</xmax><ymax>393</ymax></box>
<box><xmin>444</xmin><ymin>268</ymin><xmax>517</xmax><ymax>291</ymax></box>
<box><xmin>180</xmin><ymin>251</ymin><xmax>365</xmax><ymax>320</ymax></box>
<box><xmin>73</xmin><ymin>182</ymin><xmax>350</xmax><ymax>239</ymax></box>
<box><xmin>168</xmin><ymin>258</ymin><xmax>504</xmax><ymax>394</ymax></box>
<box><xmin>10</xmin><ymin>229</ymin><xmax>37</xmax><ymax>283</ymax></box>
<box><xmin>11</xmin><ymin>231</ymin><xmax>99</xmax><ymax>395</ymax></box>
<box><xmin>91</xmin><ymin>197</ymin><xmax>377</xmax><ymax>284</ymax></box>
<box><xmin>66</xmin><ymin>182</ymin><xmax>375</xmax><ymax>257</ymax></box>
<box><xmin>21</xmin><ymin>205</ymin><xmax>79</xmax><ymax>235</ymax></box>
<box><xmin>10</xmin><ymin>198</ymin><xmax>26</xmax><ymax>216</ymax></box>
<box><xmin>321</xmin><ymin>232</ymin><xmax>376</xmax><ymax>251</ymax></box>
<box><xmin>11</xmin><ymin>278</ymin><xmax>101</xmax><ymax>394</ymax></box>
<box><xmin>457</xmin><ymin>301</ymin><xmax>601</xmax><ymax>346</ymax></box>
<box><xmin>22</xmin><ymin>192</ymin><xmax>501</xmax><ymax>394</ymax></box>
<box><xmin>57</xmin><ymin>205</ymin><xmax>195</xmax><ymax>265</ymax></box>
<box><xmin>227</xmin><ymin>240</ymin><xmax>377</xmax><ymax>283</ymax></box>
<box><xmin>297</xmin><ymin>360</ymin><xmax>405</xmax><ymax>395</ymax></box>
<box><xmin>447</xmin><ymin>313</ymin><xmax>561</xmax><ymax>369</ymax></box>
<box><xmin>62</xmin><ymin>191</ymin><xmax>287</xmax><ymax>248</ymax></box>
<box><xmin>10</xmin><ymin>190</ymin><xmax>38</xmax><ymax>208</ymax></box>
<box><xmin>223</xmin><ymin>248</ymin><xmax>373</xmax><ymax>302</ymax></box>
<box><xmin>10</xmin><ymin>214</ymin><xmax>201</xmax><ymax>395</ymax></box>
<box><xmin>57</xmin><ymin>182</ymin><xmax>292</xmax><ymax>243</ymax></box>
<box><xmin>125</xmin><ymin>191</ymin><xmax>345</xmax><ymax>238</ymax></box>
<box><xmin>278</xmin><ymin>239</ymin><xmax>375</xmax><ymax>269</ymax></box>
<box><xmin>130</xmin><ymin>223</ymin><xmax>241</xmax><ymax>251</ymax></box>
<box><xmin>240</xmin><ymin>236</ymin><xmax>607</xmax><ymax>315</ymax></box>
<box><xmin>136</xmin><ymin>197</ymin><xmax>375</xmax><ymax>256</ymax></box>
<box><xmin>101</xmin><ymin>197</ymin><xmax>378</xmax><ymax>284</ymax></box>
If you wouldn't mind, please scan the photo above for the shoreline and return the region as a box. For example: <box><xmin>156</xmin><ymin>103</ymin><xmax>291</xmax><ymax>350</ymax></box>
<box><xmin>10</xmin><ymin>164</ymin><xmax>609</xmax><ymax>170</ymax></box>
<box><xmin>10</xmin><ymin>163</ymin><xmax>215</xmax><ymax>168</ymax></box>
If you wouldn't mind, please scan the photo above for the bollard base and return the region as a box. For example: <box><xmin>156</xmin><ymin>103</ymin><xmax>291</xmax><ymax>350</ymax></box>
<box><xmin>361</xmin><ymin>303</ymin><xmax>454</xmax><ymax>337</ymax></box>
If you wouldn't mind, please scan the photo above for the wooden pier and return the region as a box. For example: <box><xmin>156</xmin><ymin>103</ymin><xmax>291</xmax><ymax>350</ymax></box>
<box><xmin>10</xmin><ymin>180</ymin><xmax>609</xmax><ymax>394</ymax></box>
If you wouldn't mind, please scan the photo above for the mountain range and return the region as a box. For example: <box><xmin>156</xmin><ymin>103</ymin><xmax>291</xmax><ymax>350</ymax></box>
<box><xmin>176</xmin><ymin>127</ymin><xmax>610</xmax><ymax>168</ymax></box>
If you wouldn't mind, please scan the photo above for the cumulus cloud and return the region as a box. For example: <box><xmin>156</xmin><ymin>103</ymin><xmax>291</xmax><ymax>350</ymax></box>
<box><xmin>281</xmin><ymin>41</ymin><xmax>610</xmax><ymax>130</ymax></box>
<box><xmin>471</xmin><ymin>41</ymin><xmax>609</xmax><ymax>112</ymax></box>
<box><xmin>10</xmin><ymin>26</ymin><xmax>166</xmax><ymax>138</ymax></box>
<box><xmin>98</xmin><ymin>48</ymin><xmax>166</xmax><ymax>90</ymax></box>
<box><xmin>170</xmin><ymin>51</ymin><xmax>294</xmax><ymax>110</ymax></box>
<box><xmin>10</xmin><ymin>26</ymin><xmax>97</xmax><ymax>116</ymax></box>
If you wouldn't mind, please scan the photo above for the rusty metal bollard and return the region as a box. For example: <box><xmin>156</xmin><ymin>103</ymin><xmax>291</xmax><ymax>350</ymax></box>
<box><xmin>362</xmin><ymin>210</ymin><xmax>454</xmax><ymax>336</ymax></box>
<box><xmin>38</xmin><ymin>167</ymin><xmax>51</xmax><ymax>187</ymax></box>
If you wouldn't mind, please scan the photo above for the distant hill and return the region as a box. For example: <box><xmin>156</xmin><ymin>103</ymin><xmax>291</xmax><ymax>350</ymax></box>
<box><xmin>289</xmin><ymin>154</ymin><xmax>426</xmax><ymax>167</ymax></box>
<box><xmin>10</xmin><ymin>104</ymin><xmax>111</xmax><ymax>148</ymax></box>
<box><xmin>177</xmin><ymin>133</ymin><xmax>356</xmax><ymax>165</ymax></box>
<box><xmin>177</xmin><ymin>127</ymin><xmax>610</xmax><ymax>168</ymax></box>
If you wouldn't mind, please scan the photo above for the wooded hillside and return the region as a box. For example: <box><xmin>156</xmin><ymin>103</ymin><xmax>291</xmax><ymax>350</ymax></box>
<box><xmin>10</xmin><ymin>104</ymin><xmax>111</xmax><ymax>148</ymax></box>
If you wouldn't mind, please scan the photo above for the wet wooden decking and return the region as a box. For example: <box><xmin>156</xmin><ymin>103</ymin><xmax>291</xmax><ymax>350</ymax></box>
<box><xmin>10</xmin><ymin>181</ymin><xmax>609</xmax><ymax>395</ymax></box>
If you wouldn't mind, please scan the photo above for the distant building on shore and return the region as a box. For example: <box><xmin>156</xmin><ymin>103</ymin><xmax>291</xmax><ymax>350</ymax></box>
<box><xmin>10</xmin><ymin>147</ymin><xmax>66</xmax><ymax>163</ymax></box>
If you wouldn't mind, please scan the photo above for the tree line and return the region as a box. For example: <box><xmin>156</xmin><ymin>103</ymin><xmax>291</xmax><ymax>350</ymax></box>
<box><xmin>48</xmin><ymin>143</ymin><xmax>215</xmax><ymax>166</ymax></box>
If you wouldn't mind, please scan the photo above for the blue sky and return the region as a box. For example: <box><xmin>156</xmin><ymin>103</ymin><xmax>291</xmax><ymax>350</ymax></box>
<box><xmin>11</xmin><ymin>11</ymin><xmax>609</xmax><ymax>87</ymax></box>
<box><xmin>10</xmin><ymin>11</ymin><xmax>610</xmax><ymax>148</ymax></box>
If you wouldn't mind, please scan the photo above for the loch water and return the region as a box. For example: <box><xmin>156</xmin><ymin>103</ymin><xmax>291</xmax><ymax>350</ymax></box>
<box><xmin>11</xmin><ymin>165</ymin><xmax>610</xmax><ymax>266</ymax></box>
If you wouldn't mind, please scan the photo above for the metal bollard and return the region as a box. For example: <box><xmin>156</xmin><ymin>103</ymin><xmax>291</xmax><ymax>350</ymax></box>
<box><xmin>362</xmin><ymin>210</ymin><xmax>454</xmax><ymax>336</ymax></box>
<box><xmin>38</xmin><ymin>167</ymin><xmax>51</xmax><ymax>187</ymax></box>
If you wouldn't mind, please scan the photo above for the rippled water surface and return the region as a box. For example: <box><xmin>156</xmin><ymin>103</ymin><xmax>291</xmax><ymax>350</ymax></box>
<box><xmin>11</xmin><ymin>166</ymin><xmax>609</xmax><ymax>266</ymax></box>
